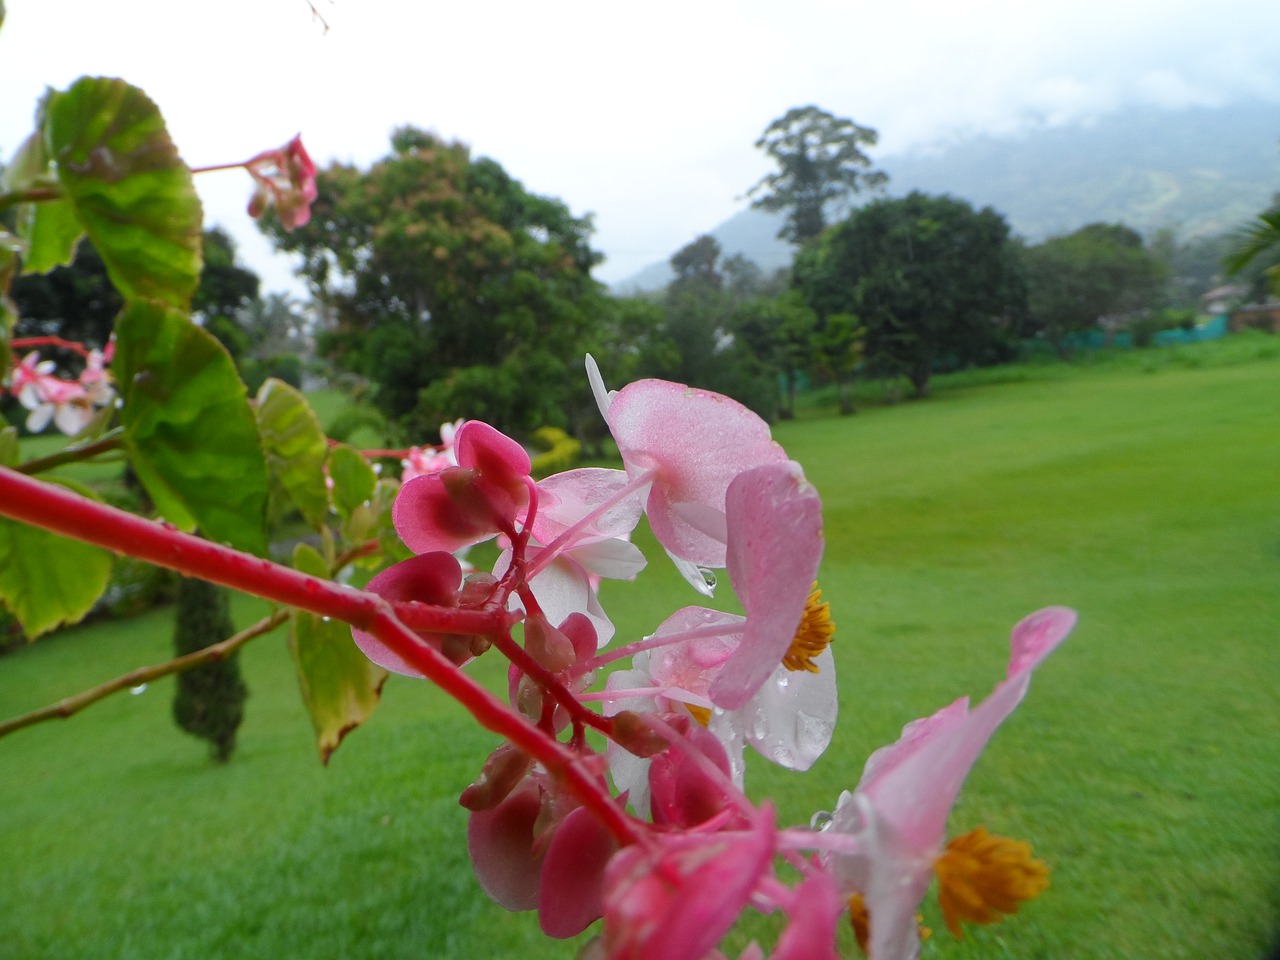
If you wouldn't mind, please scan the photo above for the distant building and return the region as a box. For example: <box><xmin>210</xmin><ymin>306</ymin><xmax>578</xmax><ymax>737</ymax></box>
<box><xmin>1200</xmin><ymin>284</ymin><xmax>1250</xmax><ymax>316</ymax></box>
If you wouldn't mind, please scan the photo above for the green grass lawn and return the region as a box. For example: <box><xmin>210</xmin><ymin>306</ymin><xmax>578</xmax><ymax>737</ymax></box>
<box><xmin>2</xmin><ymin>339</ymin><xmax>1278</xmax><ymax>959</ymax></box>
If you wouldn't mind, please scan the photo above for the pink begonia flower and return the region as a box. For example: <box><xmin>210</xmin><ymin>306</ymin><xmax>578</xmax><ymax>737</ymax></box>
<box><xmin>587</xmin><ymin>356</ymin><xmax>788</xmax><ymax>586</ymax></box>
<box><xmin>824</xmin><ymin>606</ymin><xmax>1077</xmax><ymax>960</ymax></box>
<box><xmin>393</xmin><ymin>420</ymin><xmax>532</xmax><ymax>555</ymax></box>
<box><xmin>603</xmin><ymin>609</ymin><xmax>835</xmax><ymax>817</ymax></box>
<box><xmin>401</xmin><ymin>419</ymin><xmax>464</xmax><ymax>482</ymax></box>
<box><xmin>11</xmin><ymin>352</ymin><xmax>95</xmax><ymax>435</ymax></box>
<box><xmin>499</xmin><ymin>467</ymin><xmax>647</xmax><ymax>646</ymax></box>
<box><xmin>246</xmin><ymin>134</ymin><xmax>318</xmax><ymax>231</ymax></box>
<box><xmin>602</xmin><ymin>807</ymin><xmax>777</xmax><ymax>960</ymax></box>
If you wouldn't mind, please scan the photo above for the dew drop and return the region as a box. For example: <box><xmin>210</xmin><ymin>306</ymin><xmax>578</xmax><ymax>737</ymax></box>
<box><xmin>809</xmin><ymin>810</ymin><xmax>834</xmax><ymax>831</ymax></box>
<box><xmin>321</xmin><ymin>616</ymin><xmax>331</xmax><ymax>623</ymax></box>
<box><xmin>698</xmin><ymin>568</ymin><xmax>717</xmax><ymax>592</ymax></box>
<box><xmin>130</xmin><ymin>684</ymin><xmax>148</xmax><ymax>696</ymax></box>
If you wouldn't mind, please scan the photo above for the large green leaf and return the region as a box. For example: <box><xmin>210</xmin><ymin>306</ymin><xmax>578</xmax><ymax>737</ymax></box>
<box><xmin>43</xmin><ymin>77</ymin><xmax>201</xmax><ymax>310</ymax></box>
<box><xmin>289</xmin><ymin>543</ymin><xmax>388</xmax><ymax>763</ymax></box>
<box><xmin>114</xmin><ymin>300</ymin><xmax>268</xmax><ymax>556</ymax></box>
<box><xmin>255</xmin><ymin>378</ymin><xmax>330</xmax><ymax>530</ymax></box>
<box><xmin>0</xmin><ymin>482</ymin><xmax>114</xmax><ymax>639</ymax></box>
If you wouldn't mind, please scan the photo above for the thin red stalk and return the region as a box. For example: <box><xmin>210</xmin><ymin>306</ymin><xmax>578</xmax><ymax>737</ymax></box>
<box><xmin>10</xmin><ymin>336</ymin><xmax>94</xmax><ymax>358</ymax></box>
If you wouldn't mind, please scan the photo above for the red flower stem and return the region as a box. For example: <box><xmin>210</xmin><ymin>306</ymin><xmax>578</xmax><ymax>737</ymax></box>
<box><xmin>0</xmin><ymin>466</ymin><xmax>643</xmax><ymax>844</ymax></box>
<box><xmin>188</xmin><ymin>161</ymin><xmax>250</xmax><ymax>175</ymax></box>
<box><xmin>9</xmin><ymin>336</ymin><xmax>94</xmax><ymax>358</ymax></box>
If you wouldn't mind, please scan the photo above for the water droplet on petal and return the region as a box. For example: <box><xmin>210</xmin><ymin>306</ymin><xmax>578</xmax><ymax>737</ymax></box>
<box><xmin>810</xmin><ymin>810</ymin><xmax>834</xmax><ymax>831</ymax></box>
<box><xmin>698</xmin><ymin>568</ymin><xmax>717</xmax><ymax>591</ymax></box>
<box><xmin>321</xmin><ymin>616</ymin><xmax>331</xmax><ymax>623</ymax></box>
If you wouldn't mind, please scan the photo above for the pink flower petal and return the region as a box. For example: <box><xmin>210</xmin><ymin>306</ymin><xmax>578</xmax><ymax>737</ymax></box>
<box><xmin>606</xmin><ymin>377</ymin><xmax>787</xmax><ymax>567</ymax></box>
<box><xmin>467</xmin><ymin>781</ymin><xmax>546</xmax><ymax>911</ymax></box>
<box><xmin>350</xmin><ymin>552</ymin><xmax>462</xmax><ymax>676</ymax></box>
<box><xmin>710</xmin><ymin>462</ymin><xmax>823</xmax><ymax>710</ymax></box>
<box><xmin>538</xmin><ymin>805</ymin><xmax>618</xmax><ymax>938</ymax></box>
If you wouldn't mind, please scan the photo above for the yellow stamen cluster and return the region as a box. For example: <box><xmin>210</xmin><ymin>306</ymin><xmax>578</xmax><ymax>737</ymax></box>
<box><xmin>934</xmin><ymin>827</ymin><xmax>1050</xmax><ymax>938</ymax></box>
<box><xmin>783</xmin><ymin>584</ymin><xmax>835</xmax><ymax>673</ymax></box>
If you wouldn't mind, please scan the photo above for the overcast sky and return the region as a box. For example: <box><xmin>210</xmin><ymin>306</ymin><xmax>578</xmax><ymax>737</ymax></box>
<box><xmin>3</xmin><ymin>0</ymin><xmax>1279</xmax><ymax>294</ymax></box>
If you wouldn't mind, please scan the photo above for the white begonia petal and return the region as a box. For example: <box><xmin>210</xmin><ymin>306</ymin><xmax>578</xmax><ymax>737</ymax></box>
<box><xmin>564</xmin><ymin>537</ymin><xmax>647</xmax><ymax>581</ymax></box>
<box><xmin>25</xmin><ymin>404</ymin><xmax>54</xmax><ymax>433</ymax></box>
<box><xmin>738</xmin><ymin>646</ymin><xmax>837</xmax><ymax>771</ymax></box>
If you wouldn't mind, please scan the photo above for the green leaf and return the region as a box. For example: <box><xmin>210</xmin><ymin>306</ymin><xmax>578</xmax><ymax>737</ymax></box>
<box><xmin>114</xmin><ymin>300</ymin><xmax>268</xmax><ymax>556</ymax></box>
<box><xmin>22</xmin><ymin>200</ymin><xmax>83</xmax><ymax>273</ymax></box>
<box><xmin>0</xmin><ymin>481</ymin><xmax>114</xmax><ymax>639</ymax></box>
<box><xmin>289</xmin><ymin>543</ymin><xmax>387</xmax><ymax>764</ymax></box>
<box><xmin>44</xmin><ymin>77</ymin><xmax>202</xmax><ymax>310</ymax></box>
<box><xmin>255</xmin><ymin>378</ymin><xmax>330</xmax><ymax>530</ymax></box>
<box><xmin>327</xmin><ymin>443</ymin><xmax>376</xmax><ymax>521</ymax></box>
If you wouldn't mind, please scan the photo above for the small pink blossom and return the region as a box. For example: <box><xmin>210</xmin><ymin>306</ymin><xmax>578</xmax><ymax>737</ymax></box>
<box><xmin>246</xmin><ymin>134</ymin><xmax>318</xmax><ymax>231</ymax></box>
<box><xmin>401</xmin><ymin>419</ymin><xmax>464</xmax><ymax>483</ymax></box>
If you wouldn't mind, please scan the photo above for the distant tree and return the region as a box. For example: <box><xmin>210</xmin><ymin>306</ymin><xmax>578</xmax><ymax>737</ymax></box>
<box><xmin>260</xmin><ymin>127</ymin><xmax>605</xmax><ymax>438</ymax></box>
<box><xmin>10</xmin><ymin>240</ymin><xmax>121</xmax><ymax>351</ymax></box>
<box><xmin>663</xmin><ymin>236</ymin><xmax>727</xmax><ymax>389</ymax></box>
<box><xmin>172</xmin><ymin>577</ymin><xmax>247</xmax><ymax>763</ymax></box>
<box><xmin>731</xmin><ymin>290</ymin><xmax>816</xmax><ymax>418</ymax></box>
<box><xmin>795</xmin><ymin>192</ymin><xmax>1023</xmax><ymax>397</ymax></box>
<box><xmin>1022</xmin><ymin>223</ymin><xmax>1167</xmax><ymax>348</ymax></box>
<box><xmin>746</xmin><ymin>105</ymin><xmax>888</xmax><ymax>244</ymax></box>
<box><xmin>810</xmin><ymin>312</ymin><xmax>865</xmax><ymax>415</ymax></box>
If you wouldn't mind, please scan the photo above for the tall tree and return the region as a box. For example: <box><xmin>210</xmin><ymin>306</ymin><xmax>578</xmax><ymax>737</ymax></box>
<box><xmin>795</xmin><ymin>192</ymin><xmax>1023</xmax><ymax>397</ymax></box>
<box><xmin>260</xmin><ymin>127</ymin><xmax>605</xmax><ymax>438</ymax></box>
<box><xmin>746</xmin><ymin>105</ymin><xmax>888</xmax><ymax>245</ymax></box>
<box><xmin>9</xmin><ymin>240</ymin><xmax>121</xmax><ymax>351</ymax></box>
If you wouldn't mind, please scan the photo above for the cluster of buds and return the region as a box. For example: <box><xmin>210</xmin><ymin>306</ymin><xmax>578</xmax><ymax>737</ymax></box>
<box><xmin>4</xmin><ymin>340</ymin><xmax>115</xmax><ymax>436</ymax></box>
<box><xmin>351</xmin><ymin>357</ymin><xmax>1076</xmax><ymax>959</ymax></box>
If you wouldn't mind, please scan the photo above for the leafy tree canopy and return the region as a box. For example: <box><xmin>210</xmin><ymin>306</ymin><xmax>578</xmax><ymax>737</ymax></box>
<box><xmin>747</xmin><ymin>105</ymin><xmax>888</xmax><ymax>245</ymax></box>
<box><xmin>260</xmin><ymin>127</ymin><xmax>606</xmax><ymax>438</ymax></box>
<box><xmin>1022</xmin><ymin>222</ymin><xmax>1168</xmax><ymax>346</ymax></box>
<box><xmin>794</xmin><ymin>192</ymin><xmax>1023</xmax><ymax>397</ymax></box>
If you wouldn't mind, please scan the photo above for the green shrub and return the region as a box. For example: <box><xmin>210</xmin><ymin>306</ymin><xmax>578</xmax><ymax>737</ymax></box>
<box><xmin>172</xmin><ymin>578</ymin><xmax>248</xmax><ymax>763</ymax></box>
<box><xmin>529</xmin><ymin>426</ymin><xmax>581</xmax><ymax>477</ymax></box>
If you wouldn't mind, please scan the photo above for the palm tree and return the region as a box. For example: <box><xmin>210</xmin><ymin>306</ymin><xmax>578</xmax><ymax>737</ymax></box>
<box><xmin>1224</xmin><ymin>207</ymin><xmax>1280</xmax><ymax>299</ymax></box>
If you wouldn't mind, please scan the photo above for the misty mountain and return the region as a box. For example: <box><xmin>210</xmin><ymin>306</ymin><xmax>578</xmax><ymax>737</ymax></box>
<box><xmin>611</xmin><ymin>101</ymin><xmax>1280</xmax><ymax>294</ymax></box>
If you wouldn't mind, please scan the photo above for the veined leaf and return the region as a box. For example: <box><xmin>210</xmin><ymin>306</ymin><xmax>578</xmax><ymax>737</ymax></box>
<box><xmin>114</xmin><ymin>299</ymin><xmax>268</xmax><ymax>556</ymax></box>
<box><xmin>255</xmin><ymin>378</ymin><xmax>330</xmax><ymax>530</ymax></box>
<box><xmin>327</xmin><ymin>443</ymin><xmax>376</xmax><ymax>520</ymax></box>
<box><xmin>0</xmin><ymin>480</ymin><xmax>113</xmax><ymax>639</ymax></box>
<box><xmin>289</xmin><ymin>543</ymin><xmax>388</xmax><ymax>764</ymax></box>
<box><xmin>44</xmin><ymin>77</ymin><xmax>202</xmax><ymax>310</ymax></box>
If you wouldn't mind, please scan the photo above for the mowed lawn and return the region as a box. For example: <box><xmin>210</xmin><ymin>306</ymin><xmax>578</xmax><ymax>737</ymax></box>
<box><xmin>1</xmin><ymin>340</ymin><xmax>1278</xmax><ymax>959</ymax></box>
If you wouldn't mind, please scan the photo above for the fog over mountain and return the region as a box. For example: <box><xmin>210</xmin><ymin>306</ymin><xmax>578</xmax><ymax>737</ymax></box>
<box><xmin>612</xmin><ymin>102</ymin><xmax>1280</xmax><ymax>294</ymax></box>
